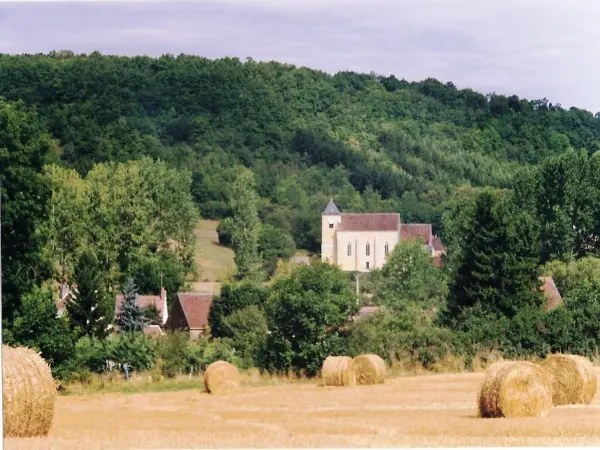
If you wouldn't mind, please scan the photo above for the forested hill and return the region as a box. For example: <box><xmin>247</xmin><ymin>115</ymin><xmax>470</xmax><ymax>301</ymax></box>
<box><xmin>2</xmin><ymin>52</ymin><xmax>600</xmax><ymax>252</ymax></box>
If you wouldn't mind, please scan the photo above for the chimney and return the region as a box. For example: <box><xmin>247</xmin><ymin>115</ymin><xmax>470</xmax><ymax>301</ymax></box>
<box><xmin>160</xmin><ymin>287</ymin><xmax>168</xmax><ymax>325</ymax></box>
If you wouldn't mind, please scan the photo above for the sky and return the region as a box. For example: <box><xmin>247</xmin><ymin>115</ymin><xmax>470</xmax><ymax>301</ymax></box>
<box><xmin>1</xmin><ymin>0</ymin><xmax>599</xmax><ymax>112</ymax></box>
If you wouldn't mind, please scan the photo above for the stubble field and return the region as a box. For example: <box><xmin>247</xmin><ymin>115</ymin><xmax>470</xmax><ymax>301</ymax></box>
<box><xmin>5</xmin><ymin>369</ymin><xmax>600</xmax><ymax>449</ymax></box>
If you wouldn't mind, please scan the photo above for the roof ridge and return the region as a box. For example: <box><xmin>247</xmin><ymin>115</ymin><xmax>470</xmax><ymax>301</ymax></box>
<box><xmin>178</xmin><ymin>294</ymin><xmax>191</xmax><ymax>326</ymax></box>
<box><xmin>178</xmin><ymin>291</ymin><xmax>212</xmax><ymax>295</ymax></box>
<box><xmin>341</xmin><ymin>212</ymin><xmax>400</xmax><ymax>216</ymax></box>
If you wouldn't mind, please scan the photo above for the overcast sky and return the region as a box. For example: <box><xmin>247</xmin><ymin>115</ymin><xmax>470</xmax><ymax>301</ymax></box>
<box><xmin>1</xmin><ymin>0</ymin><xmax>599</xmax><ymax>112</ymax></box>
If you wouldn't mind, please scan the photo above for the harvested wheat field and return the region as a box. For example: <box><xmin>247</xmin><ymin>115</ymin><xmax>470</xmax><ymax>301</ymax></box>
<box><xmin>5</xmin><ymin>370</ymin><xmax>600</xmax><ymax>449</ymax></box>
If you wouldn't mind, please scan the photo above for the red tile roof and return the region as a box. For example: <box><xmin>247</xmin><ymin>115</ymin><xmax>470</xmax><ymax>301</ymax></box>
<box><xmin>539</xmin><ymin>276</ymin><xmax>563</xmax><ymax>311</ymax></box>
<box><xmin>338</xmin><ymin>213</ymin><xmax>400</xmax><ymax>232</ymax></box>
<box><xmin>431</xmin><ymin>236</ymin><xmax>446</xmax><ymax>252</ymax></box>
<box><xmin>400</xmin><ymin>224</ymin><xmax>432</xmax><ymax>244</ymax></box>
<box><xmin>178</xmin><ymin>293</ymin><xmax>213</xmax><ymax>329</ymax></box>
<box><xmin>114</xmin><ymin>295</ymin><xmax>164</xmax><ymax>320</ymax></box>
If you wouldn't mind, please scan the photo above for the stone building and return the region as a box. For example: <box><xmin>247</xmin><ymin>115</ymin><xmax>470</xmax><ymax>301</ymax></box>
<box><xmin>320</xmin><ymin>199</ymin><xmax>445</xmax><ymax>272</ymax></box>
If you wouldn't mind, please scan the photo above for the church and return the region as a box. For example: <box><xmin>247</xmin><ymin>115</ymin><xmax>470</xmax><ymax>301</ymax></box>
<box><xmin>320</xmin><ymin>199</ymin><xmax>446</xmax><ymax>272</ymax></box>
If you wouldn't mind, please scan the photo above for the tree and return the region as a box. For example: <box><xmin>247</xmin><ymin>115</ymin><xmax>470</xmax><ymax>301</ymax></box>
<box><xmin>7</xmin><ymin>285</ymin><xmax>75</xmax><ymax>378</ymax></box>
<box><xmin>373</xmin><ymin>238</ymin><xmax>448</xmax><ymax>314</ymax></box>
<box><xmin>221</xmin><ymin>306</ymin><xmax>269</xmax><ymax>369</ymax></box>
<box><xmin>443</xmin><ymin>190</ymin><xmax>543</xmax><ymax>329</ymax></box>
<box><xmin>117</xmin><ymin>277</ymin><xmax>145</xmax><ymax>332</ymax></box>
<box><xmin>541</xmin><ymin>257</ymin><xmax>600</xmax><ymax>297</ymax></box>
<box><xmin>263</xmin><ymin>262</ymin><xmax>358</xmax><ymax>376</ymax></box>
<box><xmin>67</xmin><ymin>251</ymin><xmax>112</xmax><ymax>339</ymax></box>
<box><xmin>216</xmin><ymin>217</ymin><xmax>234</xmax><ymax>246</ymax></box>
<box><xmin>208</xmin><ymin>281</ymin><xmax>269</xmax><ymax>338</ymax></box>
<box><xmin>38</xmin><ymin>165</ymin><xmax>89</xmax><ymax>284</ymax></box>
<box><xmin>229</xmin><ymin>170</ymin><xmax>262</xmax><ymax>281</ymax></box>
<box><xmin>513</xmin><ymin>150</ymin><xmax>600</xmax><ymax>263</ymax></box>
<box><xmin>258</xmin><ymin>225</ymin><xmax>296</xmax><ymax>277</ymax></box>
<box><xmin>0</xmin><ymin>100</ymin><xmax>54</xmax><ymax>321</ymax></box>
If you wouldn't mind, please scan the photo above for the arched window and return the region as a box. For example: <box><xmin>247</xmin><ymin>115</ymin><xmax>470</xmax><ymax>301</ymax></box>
<box><xmin>384</xmin><ymin>242</ymin><xmax>389</xmax><ymax>256</ymax></box>
<box><xmin>365</xmin><ymin>242</ymin><xmax>370</xmax><ymax>256</ymax></box>
<box><xmin>347</xmin><ymin>242</ymin><xmax>352</xmax><ymax>256</ymax></box>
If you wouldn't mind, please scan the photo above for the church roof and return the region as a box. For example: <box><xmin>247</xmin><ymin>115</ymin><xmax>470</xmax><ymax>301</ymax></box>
<box><xmin>400</xmin><ymin>224</ymin><xmax>433</xmax><ymax>245</ymax></box>
<box><xmin>338</xmin><ymin>213</ymin><xmax>400</xmax><ymax>232</ymax></box>
<box><xmin>322</xmin><ymin>199</ymin><xmax>341</xmax><ymax>215</ymax></box>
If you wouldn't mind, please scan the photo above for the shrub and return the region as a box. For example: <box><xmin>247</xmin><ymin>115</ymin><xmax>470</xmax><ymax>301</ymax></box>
<box><xmin>348</xmin><ymin>309</ymin><xmax>457</xmax><ymax>369</ymax></box>
<box><xmin>221</xmin><ymin>306</ymin><xmax>268</xmax><ymax>369</ymax></box>
<box><xmin>208</xmin><ymin>281</ymin><xmax>269</xmax><ymax>338</ymax></box>
<box><xmin>72</xmin><ymin>336</ymin><xmax>111</xmax><ymax>374</ymax></box>
<box><xmin>187</xmin><ymin>337</ymin><xmax>241</xmax><ymax>372</ymax></box>
<box><xmin>258</xmin><ymin>225</ymin><xmax>296</xmax><ymax>276</ymax></box>
<box><xmin>216</xmin><ymin>217</ymin><xmax>234</xmax><ymax>246</ymax></box>
<box><xmin>108</xmin><ymin>332</ymin><xmax>156</xmax><ymax>372</ymax></box>
<box><xmin>155</xmin><ymin>332</ymin><xmax>192</xmax><ymax>378</ymax></box>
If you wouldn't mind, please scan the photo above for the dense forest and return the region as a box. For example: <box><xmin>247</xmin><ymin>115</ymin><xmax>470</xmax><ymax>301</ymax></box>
<box><xmin>2</xmin><ymin>52</ymin><xmax>600</xmax><ymax>254</ymax></box>
<box><xmin>4</xmin><ymin>52</ymin><xmax>600</xmax><ymax>380</ymax></box>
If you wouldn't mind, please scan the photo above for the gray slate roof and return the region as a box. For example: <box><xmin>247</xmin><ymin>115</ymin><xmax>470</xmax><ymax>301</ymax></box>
<box><xmin>322</xmin><ymin>199</ymin><xmax>341</xmax><ymax>215</ymax></box>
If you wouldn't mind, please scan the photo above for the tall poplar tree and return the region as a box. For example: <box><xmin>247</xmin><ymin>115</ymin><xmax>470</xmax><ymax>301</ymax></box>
<box><xmin>229</xmin><ymin>169</ymin><xmax>262</xmax><ymax>281</ymax></box>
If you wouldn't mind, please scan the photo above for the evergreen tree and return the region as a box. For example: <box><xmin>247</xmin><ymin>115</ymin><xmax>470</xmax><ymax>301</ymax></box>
<box><xmin>67</xmin><ymin>251</ymin><xmax>112</xmax><ymax>339</ymax></box>
<box><xmin>229</xmin><ymin>169</ymin><xmax>262</xmax><ymax>281</ymax></box>
<box><xmin>117</xmin><ymin>277</ymin><xmax>145</xmax><ymax>332</ymax></box>
<box><xmin>443</xmin><ymin>190</ymin><xmax>542</xmax><ymax>328</ymax></box>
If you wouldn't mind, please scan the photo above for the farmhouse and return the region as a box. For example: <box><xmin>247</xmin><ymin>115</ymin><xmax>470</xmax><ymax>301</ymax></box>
<box><xmin>540</xmin><ymin>276</ymin><xmax>563</xmax><ymax>311</ymax></box>
<box><xmin>321</xmin><ymin>199</ymin><xmax>446</xmax><ymax>272</ymax></box>
<box><xmin>114</xmin><ymin>287</ymin><xmax>168</xmax><ymax>328</ymax></box>
<box><xmin>166</xmin><ymin>292</ymin><xmax>213</xmax><ymax>340</ymax></box>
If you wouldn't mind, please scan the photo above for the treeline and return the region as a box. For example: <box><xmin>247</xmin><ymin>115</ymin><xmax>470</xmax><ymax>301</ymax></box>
<box><xmin>3</xmin><ymin>53</ymin><xmax>600</xmax><ymax>253</ymax></box>
<box><xmin>4</xmin><ymin>53</ymin><xmax>600</xmax><ymax>381</ymax></box>
<box><xmin>1</xmin><ymin>99</ymin><xmax>199</xmax><ymax>376</ymax></box>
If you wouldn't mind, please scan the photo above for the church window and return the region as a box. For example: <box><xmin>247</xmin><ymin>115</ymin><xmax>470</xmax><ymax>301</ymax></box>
<box><xmin>347</xmin><ymin>242</ymin><xmax>352</xmax><ymax>256</ymax></box>
<box><xmin>366</xmin><ymin>242</ymin><xmax>370</xmax><ymax>256</ymax></box>
<box><xmin>384</xmin><ymin>243</ymin><xmax>389</xmax><ymax>256</ymax></box>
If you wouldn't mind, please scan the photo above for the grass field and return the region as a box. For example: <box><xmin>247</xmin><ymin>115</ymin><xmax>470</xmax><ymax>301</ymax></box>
<box><xmin>7</xmin><ymin>370</ymin><xmax>600</xmax><ymax>449</ymax></box>
<box><xmin>192</xmin><ymin>219</ymin><xmax>235</xmax><ymax>293</ymax></box>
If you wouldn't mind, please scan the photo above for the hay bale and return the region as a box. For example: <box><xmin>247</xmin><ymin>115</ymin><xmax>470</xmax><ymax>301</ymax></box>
<box><xmin>321</xmin><ymin>356</ymin><xmax>356</xmax><ymax>387</ymax></box>
<box><xmin>541</xmin><ymin>353</ymin><xmax>597</xmax><ymax>405</ymax></box>
<box><xmin>477</xmin><ymin>361</ymin><xmax>552</xmax><ymax>418</ymax></box>
<box><xmin>203</xmin><ymin>360</ymin><xmax>240</xmax><ymax>395</ymax></box>
<box><xmin>3</xmin><ymin>345</ymin><xmax>57</xmax><ymax>437</ymax></box>
<box><xmin>353</xmin><ymin>354</ymin><xmax>386</xmax><ymax>385</ymax></box>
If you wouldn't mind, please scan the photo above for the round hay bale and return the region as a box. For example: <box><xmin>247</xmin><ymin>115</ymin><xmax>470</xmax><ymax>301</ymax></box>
<box><xmin>541</xmin><ymin>353</ymin><xmax>597</xmax><ymax>405</ymax></box>
<box><xmin>203</xmin><ymin>360</ymin><xmax>240</xmax><ymax>395</ymax></box>
<box><xmin>321</xmin><ymin>356</ymin><xmax>356</xmax><ymax>387</ymax></box>
<box><xmin>477</xmin><ymin>361</ymin><xmax>552</xmax><ymax>418</ymax></box>
<box><xmin>353</xmin><ymin>354</ymin><xmax>386</xmax><ymax>385</ymax></box>
<box><xmin>3</xmin><ymin>345</ymin><xmax>57</xmax><ymax>437</ymax></box>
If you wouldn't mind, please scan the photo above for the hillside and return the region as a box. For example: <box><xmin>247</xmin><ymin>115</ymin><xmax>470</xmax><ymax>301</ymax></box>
<box><xmin>192</xmin><ymin>219</ymin><xmax>234</xmax><ymax>293</ymax></box>
<box><xmin>2</xmin><ymin>53</ymin><xmax>600</xmax><ymax>252</ymax></box>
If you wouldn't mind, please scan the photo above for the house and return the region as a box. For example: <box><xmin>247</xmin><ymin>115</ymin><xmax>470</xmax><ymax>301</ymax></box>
<box><xmin>351</xmin><ymin>305</ymin><xmax>381</xmax><ymax>322</ymax></box>
<box><xmin>293</xmin><ymin>255</ymin><xmax>311</xmax><ymax>265</ymax></box>
<box><xmin>321</xmin><ymin>199</ymin><xmax>445</xmax><ymax>272</ymax></box>
<box><xmin>114</xmin><ymin>287</ymin><xmax>168</xmax><ymax>328</ymax></box>
<box><xmin>55</xmin><ymin>282</ymin><xmax>73</xmax><ymax>318</ymax></box>
<box><xmin>166</xmin><ymin>292</ymin><xmax>213</xmax><ymax>340</ymax></box>
<box><xmin>143</xmin><ymin>324</ymin><xmax>165</xmax><ymax>336</ymax></box>
<box><xmin>539</xmin><ymin>276</ymin><xmax>563</xmax><ymax>311</ymax></box>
